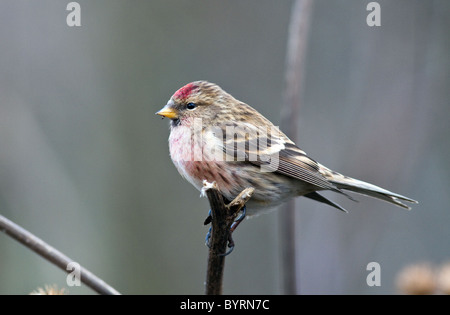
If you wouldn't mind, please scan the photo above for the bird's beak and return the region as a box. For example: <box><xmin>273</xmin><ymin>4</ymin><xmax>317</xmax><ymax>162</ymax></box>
<box><xmin>156</xmin><ymin>104</ymin><xmax>178</xmax><ymax>120</ymax></box>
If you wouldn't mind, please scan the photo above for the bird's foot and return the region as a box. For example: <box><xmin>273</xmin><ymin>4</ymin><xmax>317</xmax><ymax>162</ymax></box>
<box><xmin>204</xmin><ymin>206</ymin><xmax>247</xmax><ymax>256</ymax></box>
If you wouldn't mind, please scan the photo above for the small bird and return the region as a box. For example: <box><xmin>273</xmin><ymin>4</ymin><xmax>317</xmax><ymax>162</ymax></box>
<box><xmin>156</xmin><ymin>81</ymin><xmax>417</xmax><ymax>217</ymax></box>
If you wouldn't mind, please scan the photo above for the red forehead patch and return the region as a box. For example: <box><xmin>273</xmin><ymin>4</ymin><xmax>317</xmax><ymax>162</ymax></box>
<box><xmin>173</xmin><ymin>83</ymin><xmax>197</xmax><ymax>100</ymax></box>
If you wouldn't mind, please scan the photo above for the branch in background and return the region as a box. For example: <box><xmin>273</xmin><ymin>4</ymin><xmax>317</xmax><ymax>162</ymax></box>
<box><xmin>280</xmin><ymin>0</ymin><xmax>314</xmax><ymax>295</ymax></box>
<box><xmin>0</xmin><ymin>214</ymin><xmax>121</xmax><ymax>295</ymax></box>
<box><xmin>203</xmin><ymin>181</ymin><xmax>254</xmax><ymax>295</ymax></box>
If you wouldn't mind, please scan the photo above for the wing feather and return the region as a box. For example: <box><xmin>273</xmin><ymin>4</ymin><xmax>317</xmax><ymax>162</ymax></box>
<box><xmin>216</xmin><ymin>121</ymin><xmax>348</xmax><ymax>195</ymax></box>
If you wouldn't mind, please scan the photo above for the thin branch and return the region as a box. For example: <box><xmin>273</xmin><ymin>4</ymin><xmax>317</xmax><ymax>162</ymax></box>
<box><xmin>280</xmin><ymin>0</ymin><xmax>314</xmax><ymax>295</ymax></box>
<box><xmin>202</xmin><ymin>181</ymin><xmax>254</xmax><ymax>295</ymax></box>
<box><xmin>0</xmin><ymin>214</ymin><xmax>121</xmax><ymax>295</ymax></box>
<box><xmin>203</xmin><ymin>182</ymin><xmax>228</xmax><ymax>295</ymax></box>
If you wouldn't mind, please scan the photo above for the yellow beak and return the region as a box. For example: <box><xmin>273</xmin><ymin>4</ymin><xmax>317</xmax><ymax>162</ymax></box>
<box><xmin>156</xmin><ymin>105</ymin><xmax>178</xmax><ymax>120</ymax></box>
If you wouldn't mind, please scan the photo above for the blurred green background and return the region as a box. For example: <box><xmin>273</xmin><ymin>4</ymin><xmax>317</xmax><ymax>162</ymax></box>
<box><xmin>0</xmin><ymin>0</ymin><xmax>449</xmax><ymax>294</ymax></box>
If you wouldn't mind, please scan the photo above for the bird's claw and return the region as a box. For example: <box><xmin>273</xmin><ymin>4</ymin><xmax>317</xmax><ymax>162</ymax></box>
<box><xmin>205</xmin><ymin>226</ymin><xmax>212</xmax><ymax>248</ymax></box>
<box><xmin>230</xmin><ymin>206</ymin><xmax>246</xmax><ymax>233</ymax></box>
<box><xmin>203</xmin><ymin>209</ymin><xmax>212</xmax><ymax>226</ymax></box>
<box><xmin>204</xmin><ymin>206</ymin><xmax>246</xmax><ymax>256</ymax></box>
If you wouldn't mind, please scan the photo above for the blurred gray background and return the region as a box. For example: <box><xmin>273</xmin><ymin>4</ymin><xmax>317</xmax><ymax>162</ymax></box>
<box><xmin>0</xmin><ymin>0</ymin><xmax>448</xmax><ymax>294</ymax></box>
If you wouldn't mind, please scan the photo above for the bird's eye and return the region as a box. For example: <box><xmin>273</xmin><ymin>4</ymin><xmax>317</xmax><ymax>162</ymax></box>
<box><xmin>186</xmin><ymin>102</ymin><xmax>197</xmax><ymax>110</ymax></box>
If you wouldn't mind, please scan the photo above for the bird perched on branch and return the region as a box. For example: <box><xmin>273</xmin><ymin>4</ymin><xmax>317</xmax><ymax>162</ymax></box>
<box><xmin>156</xmin><ymin>79</ymin><xmax>417</xmax><ymax>243</ymax></box>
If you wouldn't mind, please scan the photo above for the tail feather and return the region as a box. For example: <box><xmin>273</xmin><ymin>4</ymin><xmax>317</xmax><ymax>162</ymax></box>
<box><xmin>328</xmin><ymin>175</ymin><xmax>418</xmax><ymax>210</ymax></box>
<box><xmin>318</xmin><ymin>165</ymin><xmax>418</xmax><ymax>210</ymax></box>
<box><xmin>304</xmin><ymin>192</ymin><xmax>348</xmax><ymax>213</ymax></box>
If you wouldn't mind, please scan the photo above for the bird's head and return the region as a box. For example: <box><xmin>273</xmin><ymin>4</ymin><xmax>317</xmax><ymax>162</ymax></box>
<box><xmin>156</xmin><ymin>81</ymin><xmax>234</xmax><ymax>127</ymax></box>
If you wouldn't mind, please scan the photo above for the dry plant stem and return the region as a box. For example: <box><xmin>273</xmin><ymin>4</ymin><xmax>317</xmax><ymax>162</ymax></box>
<box><xmin>280</xmin><ymin>0</ymin><xmax>314</xmax><ymax>295</ymax></box>
<box><xmin>0</xmin><ymin>214</ymin><xmax>121</xmax><ymax>295</ymax></box>
<box><xmin>203</xmin><ymin>181</ymin><xmax>254</xmax><ymax>295</ymax></box>
<box><xmin>204</xmin><ymin>183</ymin><xmax>228</xmax><ymax>295</ymax></box>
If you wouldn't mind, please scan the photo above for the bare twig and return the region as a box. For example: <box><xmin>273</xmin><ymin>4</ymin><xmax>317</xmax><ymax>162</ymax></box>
<box><xmin>0</xmin><ymin>214</ymin><xmax>121</xmax><ymax>295</ymax></box>
<box><xmin>203</xmin><ymin>181</ymin><xmax>228</xmax><ymax>295</ymax></box>
<box><xmin>202</xmin><ymin>181</ymin><xmax>254</xmax><ymax>295</ymax></box>
<box><xmin>280</xmin><ymin>0</ymin><xmax>314</xmax><ymax>294</ymax></box>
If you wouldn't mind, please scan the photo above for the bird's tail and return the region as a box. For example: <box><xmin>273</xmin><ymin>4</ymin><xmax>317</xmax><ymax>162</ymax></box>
<box><xmin>320</xmin><ymin>165</ymin><xmax>418</xmax><ymax>210</ymax></box>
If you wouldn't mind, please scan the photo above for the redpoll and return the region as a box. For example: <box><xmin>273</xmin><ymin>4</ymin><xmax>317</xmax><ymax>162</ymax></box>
<box><xmin>157</xmin><ymin>81</ymin><xmax>417</xmax><ymax>216</ymax></box>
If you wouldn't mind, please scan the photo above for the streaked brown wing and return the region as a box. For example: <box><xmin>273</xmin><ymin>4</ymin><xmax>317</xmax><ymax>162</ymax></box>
<box><xmin>274</xmin><ymin>143</ymin><xmax>339</xmax><ymax>191</ymax></box>
<box><xmin>218</xmin><ymin>122</ymin><xmax>341</xmax><ymax>192</ymax></box>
